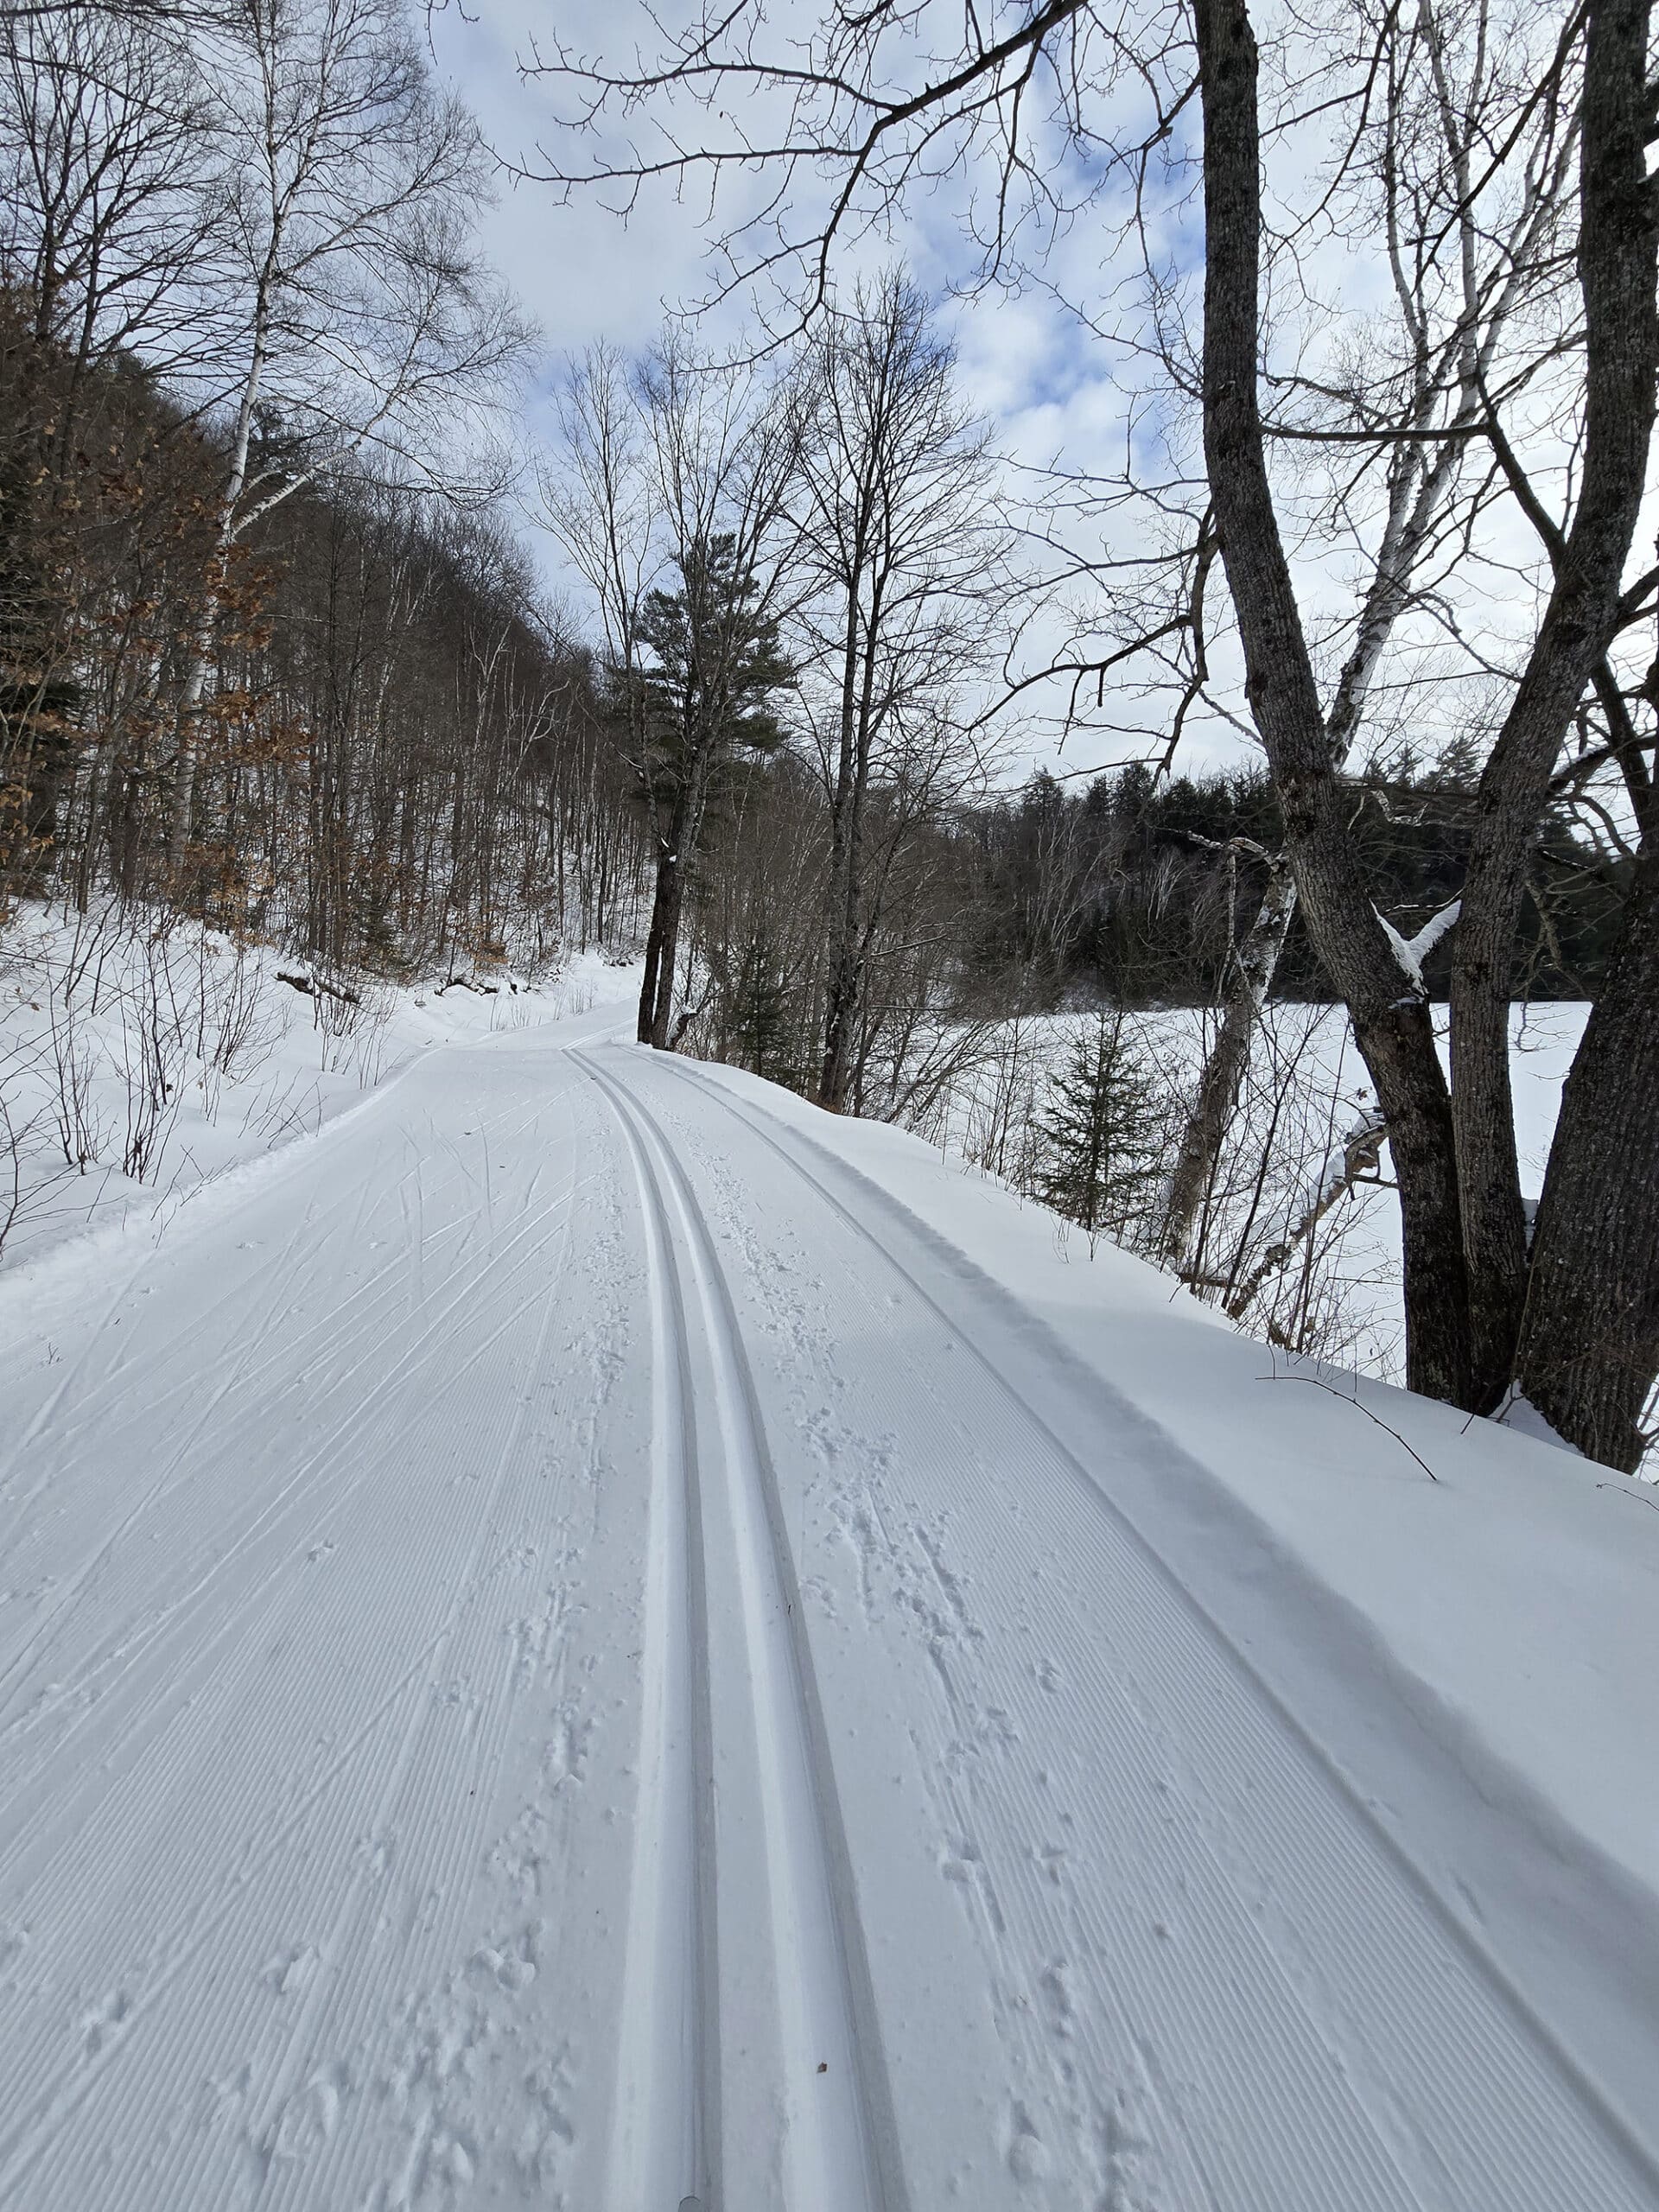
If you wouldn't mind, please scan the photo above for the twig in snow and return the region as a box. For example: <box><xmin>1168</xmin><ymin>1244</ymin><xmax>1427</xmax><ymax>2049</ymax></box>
<box><xmin>1259</xmin><ymin>1363</ymin><xmax>1441</xmax><ymax>1482</ymax></box>
<box><xmin>1595</xmin><ymin>1483</ymin><xmax>1659</xmax><ymax>1516</ymax></box>
<box><xmin>276</xmin><ymin>970</ymin><xmax>361</xmax><ymax>1007</ymax></box>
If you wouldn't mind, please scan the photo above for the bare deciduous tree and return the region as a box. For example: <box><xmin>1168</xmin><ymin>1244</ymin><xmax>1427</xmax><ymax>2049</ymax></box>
<box><xmin>793</xmin><ymin>270</ymin><xmax>1005</xmax><ymax>1109</ymax></box>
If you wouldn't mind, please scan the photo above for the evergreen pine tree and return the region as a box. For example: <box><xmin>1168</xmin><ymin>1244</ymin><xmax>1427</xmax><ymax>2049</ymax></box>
<box><xmin>1033</xmin><ymin>1011</ymin><xmax>1165</xmax><ymax>1247</ymax></box>
<box><xmin>727</xmin><ymin>927</ymin><xmax>797</xmax><ymax>1086</ymax></box>
<box><xmin>628</xmin><ymin>533</ymin><xmax>797</xmax><ymax>1048</ymax></box>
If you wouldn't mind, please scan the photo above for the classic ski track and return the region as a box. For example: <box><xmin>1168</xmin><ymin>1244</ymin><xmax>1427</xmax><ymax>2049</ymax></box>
<box><xmin>0</xmin><ymin>1117</ymin><xmax>594</xmax><ymax>2197</ymax></box>
<box><xmin>577</xmin><ymin>1051</ymin><xmax>904</xmax><ymax>2212</ymax></box>
<box><xmin>646</xmin><ymin>1048</ymin><xmax>1659</xmax><ymax>2211</ymax></box>
<box><xmin>5</xmin><ymin>1030</ymin><xmax>1651</xmax><ymax>2209</ymax></box>
<box><xmin>580</xmin><ymin>1055</ymin><xmax>720</xmax><ymax>2212</ymax></box>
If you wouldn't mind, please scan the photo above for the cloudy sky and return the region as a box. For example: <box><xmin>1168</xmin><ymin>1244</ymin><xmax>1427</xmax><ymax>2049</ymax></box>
<box><xmin>425</xmin><ymin>0</ymin><xmax>1228</xmax><ymax>791</ymax></box>
<box><xmin>419</xmin><ymin>0</ymin><xmax>1581</xmax><ymax>810</ymax></box>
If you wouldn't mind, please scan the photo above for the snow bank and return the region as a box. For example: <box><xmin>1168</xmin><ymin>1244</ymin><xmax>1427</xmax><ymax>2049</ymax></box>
<box><xmin>0</xmin><ymin>902</ymin><xmax>640</xmax><ymax>1278</ymax></box>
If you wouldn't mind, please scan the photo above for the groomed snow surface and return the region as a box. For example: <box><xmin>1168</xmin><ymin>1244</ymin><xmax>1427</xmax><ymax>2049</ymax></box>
<box><xmin>2</xmin><ymin>998</ymin><xmax>1656</xmax><ymax>2209</ymax></box>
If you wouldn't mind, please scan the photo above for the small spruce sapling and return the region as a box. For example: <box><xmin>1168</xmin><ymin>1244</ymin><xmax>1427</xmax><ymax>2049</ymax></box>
<box><xmin>1033</xmin><ymin>1010</ymin><xmax>1165</xmax><ymax>1251</ymax></box>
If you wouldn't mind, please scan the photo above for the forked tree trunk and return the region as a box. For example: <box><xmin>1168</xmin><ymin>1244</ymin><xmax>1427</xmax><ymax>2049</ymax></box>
<box><xmin>637</xmin><ymin>848</ymin><xmax>687</xmax><ymax>1048</ymax></box>
<box><xmin>1193</xmin><ymin>0</ymin><xmax>1476</xmax><ymax>1406</ymax></box>
<box><xmin>1448</xmin><ymin>0</ymin><xmax>1659</xmax><ymax>1409</ymax></box>
<box><xmin>638</xmin><ymin>749</ymin><xmax>713</xmax><ymax>1049</ymax></box>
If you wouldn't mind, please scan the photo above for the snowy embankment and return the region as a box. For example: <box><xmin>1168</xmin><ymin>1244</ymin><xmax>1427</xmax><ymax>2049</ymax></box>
<box><xmin>915</xmin><ymin>999</ymin><xmax>1589</xmax><ymax>1387</ymax></box>
<box><xmin>1</xmin><ymin>1004</ymin><xmax>1655</xmax><ymax>2209</ymax></box>
<box><xmin>0</xmin><ymin>902</ymin><xmax>642</xmax><ymax>1276</ymax></box>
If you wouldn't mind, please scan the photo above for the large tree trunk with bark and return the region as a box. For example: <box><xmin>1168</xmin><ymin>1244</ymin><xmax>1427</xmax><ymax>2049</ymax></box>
<box><xmin>1193</xmin><ymin>0</ymin><xmax>1475</xmax><ymax>1405</ymax></box>
<box><xmin>637</xmin><ymin>846</ymin><xmax>688</xmax><ymax>1047</ymax></box>
<box><xmin>1516</xmin><ymin>829</ymin><xmax>1659</xmax><ymax>1468</ymax></box>
<box><xmin>1448</xmin><ymin>0</ymin><xmax>1659</xmax><ymax>1408</ymax></box>
<box><xmin>635</xmin><ymin>854</ymin><xmax>674</xmax><ymax>1044</ymax></box>
<box><xmin>638</xmin><ymin>747</ymin><xmax>715</xmax><ymax>1048</ymax></box>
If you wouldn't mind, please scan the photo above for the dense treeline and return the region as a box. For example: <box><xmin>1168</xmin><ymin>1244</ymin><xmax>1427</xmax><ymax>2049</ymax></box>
<box><xmin>963</xmin><ymin>760</ymin><xmax>1624</xmax><ymax>1009</ymax></box>
<box><xmin>643</xmin><ymin>742</ymin><xmax>1618</xmax><ymax>1128</ymax></box>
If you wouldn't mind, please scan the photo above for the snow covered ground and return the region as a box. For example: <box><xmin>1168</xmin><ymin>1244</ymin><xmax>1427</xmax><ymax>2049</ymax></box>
<box><xmin>0</xmin><ymin>902</ymin><xmax>639</xmax><ymax>1275</ymax></box>
<box><xmin>2</xmin><ymin>1001</ymin><xmax>1656</xmax><ymax>2209</ymax></box>
<box><xmin>915</xmin><ymin>1000</ymin><xmax>1591</xmax><ymax>1384</ymax></box>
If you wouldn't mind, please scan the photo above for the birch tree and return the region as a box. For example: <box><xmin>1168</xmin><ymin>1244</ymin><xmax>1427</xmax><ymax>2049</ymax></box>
<box><xmin>168</xmin><ymin>0</ymin><xmax>525</xmax><ymax>864</ymax></box>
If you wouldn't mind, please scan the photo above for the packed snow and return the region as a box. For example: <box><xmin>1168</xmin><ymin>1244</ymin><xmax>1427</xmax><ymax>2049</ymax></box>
<box><xmin>1</xmin><ymin>988</ymin><xmax>1656</xmax><ymax>2209</ymax></box>
<box><xmin>0</xmin><ymin>904</ymin><xmax>639</xmax><ymax>1274</ymax></box>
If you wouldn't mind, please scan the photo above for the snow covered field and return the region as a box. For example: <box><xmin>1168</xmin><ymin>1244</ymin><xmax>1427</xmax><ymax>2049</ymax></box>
<box><xmin>2</xmin><ymin>995</ymin><xmax>1656</xmax><ymax>2209</ymax></box>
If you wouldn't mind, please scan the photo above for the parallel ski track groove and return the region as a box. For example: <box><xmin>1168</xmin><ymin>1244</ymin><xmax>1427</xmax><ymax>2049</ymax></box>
<box><xmin>578</xmin><ymin>1050</ymin><xmax>907</xmax><ymax>2212</ymax></box>
<box><xmin>651</xmin><ymin>1050</ymin><xmax>1659</xmax><ymax>2211</ymax></box>
<box><xmin>581</xmin><ymin>1054</ymin><xmax>720</xmax><ymax>2212</ymax></box>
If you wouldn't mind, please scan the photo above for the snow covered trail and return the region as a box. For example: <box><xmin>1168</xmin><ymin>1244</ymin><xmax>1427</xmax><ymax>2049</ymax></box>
<box><xmin>1</xmin><ymin>1024</ymin><xmax>1655</xmax><ymax>2210</ymax></box>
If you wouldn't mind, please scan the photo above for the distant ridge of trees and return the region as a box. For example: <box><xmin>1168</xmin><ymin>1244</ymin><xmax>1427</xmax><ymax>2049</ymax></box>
<box><xmin>962</xmin><ymin>760</ymin><xmax>1624</xmax><ymax>1012</ymax></box>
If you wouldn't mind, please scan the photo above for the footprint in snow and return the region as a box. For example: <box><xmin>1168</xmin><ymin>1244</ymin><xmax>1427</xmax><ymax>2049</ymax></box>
<box><xmin>79</xmin><ymin>1989</ymin><xmax>132</xmax><ymax>2057</ymax></box>
<box><xmin>263</xmin><ymin>1943</ymin><xmax>318</xmax><ymax>1998</ymax></box>
<box><xmin>1007</xmin><ymin>2101</ymin><xmax>1052</xmax><ymax>2183</ymax></box>
<box><xmin>270</xmin><ymin>2067</ymin><xmax>345</xmax><ymax>2162</ymax></box>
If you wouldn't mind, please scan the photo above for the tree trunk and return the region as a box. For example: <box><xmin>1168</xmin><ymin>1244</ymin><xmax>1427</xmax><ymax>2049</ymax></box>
<box><xmin>1515</xmin><ymin>829</ymin><xmax>1659</xmax><ymax>1468</ymax></box>
<box><xmin>819</xmin><ymin>548</ymin><xmax>887</xmax><ymax>1113</ymax></box>
<box><xmin>1448</xmin><ymin>0</ymin><xmax>1659</xmax><ymax>1408</ymax></box>
<box><xmin>638</xmin><ymin>752</ymin><xmax>713</xmax><ymax>1048</ymax></box>
<box><xmin>1162</xmin><ymin>855</ymin><xmax>1296</xmax><ymax>1268</ymax></box>
<box><xmin>818</xmin><ymin>728</ymin><xmax>870</xmax><ymax>1109</ymax></box>
<box><xmin>1193</xmin><ymin>0</ymin><xmax>1475</xmax><ymax>1404</ymax></box>
<box><xmin>168</xmin><ymin>305</ymin><xmax>271</xmax><ymax>881</ymax></box>
<box><xmin>638</xmin><ymin>846</ymin><xmax>687</xmax><ymax>1047</ymax></box>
